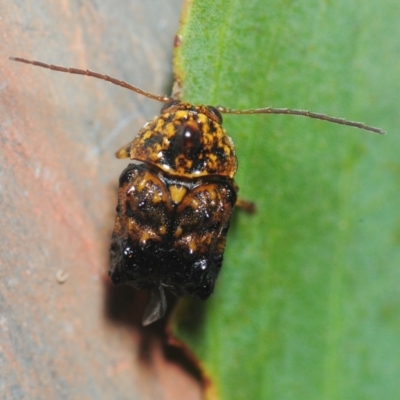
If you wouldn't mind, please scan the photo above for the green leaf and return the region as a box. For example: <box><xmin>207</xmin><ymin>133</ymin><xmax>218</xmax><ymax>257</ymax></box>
<box><xmin>173</xmin><ymin>1</ymin><xmax>400</xmax><ymax>399</ymax></box>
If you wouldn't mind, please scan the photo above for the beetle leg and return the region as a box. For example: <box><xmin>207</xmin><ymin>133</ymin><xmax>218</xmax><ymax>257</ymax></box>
<box><xmin>235</xmin><ymin>197</ymin><xmax>256</xmax><ymax>213</ymax></box>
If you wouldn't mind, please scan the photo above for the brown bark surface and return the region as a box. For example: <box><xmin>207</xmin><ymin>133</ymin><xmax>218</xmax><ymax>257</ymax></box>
<box><xmin>1</xmin><ymin>1</ymin><xmax>201</xmax><ymax>399</ymax></box>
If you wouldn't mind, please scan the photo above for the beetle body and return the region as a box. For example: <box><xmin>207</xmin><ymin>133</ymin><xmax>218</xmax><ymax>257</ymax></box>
<box><xmin>109</xmin><ymin>101</ymin><xmax>239</xmax><ymax>323</ymax></box>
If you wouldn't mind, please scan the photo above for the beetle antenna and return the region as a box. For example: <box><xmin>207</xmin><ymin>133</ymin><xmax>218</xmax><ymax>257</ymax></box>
<box><xmin>10</xmin><ymin>57</ymin><xmax>173</xmax><ymax>103</ymax></box>
<box><xmin>217</xmin><ymin>106</ymin><xmax>386</xmax><ymax>135</ymax></box>
<box><xmin>10</xmin><ymin>57</ymin><xmax>385</xmax><ymax>134</ymax></box>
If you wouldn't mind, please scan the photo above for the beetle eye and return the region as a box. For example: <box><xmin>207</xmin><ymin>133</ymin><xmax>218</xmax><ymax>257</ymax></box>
<box><xmin>207</xmin><ymin>106</ymin><xmax>223</xmax><ymax>124</ymax></box>
<box><xmin>161</xmin><ymin>100</ymin><xmax>180</xmax><ymax>113</ymax></box>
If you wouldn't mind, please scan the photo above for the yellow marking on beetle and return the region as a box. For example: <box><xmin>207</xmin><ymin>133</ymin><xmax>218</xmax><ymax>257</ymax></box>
<box><xmin>170</xmin><ymin>185</ymin><xmax>187</xmax><ymax>204</ymax></box>
<box><xmin>175</xmin><ymin>110</ymin><xmax>190</xmax><ymax>120</ymax></box>
<box><xmin>143</xmin><ymin>130</ymin><xmax>153</xmax><ymax>140</ymax></box>
<box><xmin>155</xmin><ymin>118</ymin><xmax>165</xmax><ymax>131</ymax></box>
<box><xmin>197</xmin><ymin>114</ymin><xmax>208</xmax><ymax>124</ymax></box>
<box><xmin>140</xmin><ymin>231</ymin><xmax>151</xmax><ymax>246</ymax></box>
<box><xmin>174</xmin><ymin>226</ymin><xmax>183</xmax><ymax>238</ymax></box>
<box><xmin>191</xmin><ymin>198</ymin><xmax>200</xmax><ymax>210</ymax></box>
<box><xmin>137</xmin><ymin>171</ymin><xmax>155</xmax><ymax>192</ymax></box>
<box><xmin>159</xmin><ymin>225</ymin><xmax>167</xmax><ymax>235</ymax></box>
<box><xmin>151</xmin><ymin>152</ymin><xmax>161</xmax><ymax>163</ymax></box>
<box><xmin>208</xmin><ymin>153</ymin><xmax>217</xmax><ymax>163</ymax></box>
<box><xmin>165</xmin><ymin>123</ymin><xmax>179</xmax><ymax>139</ymax></box>
<box><xmin>188</xmin><ymin>241</ymin><xmax>197</xmax><ymax>254</ymax></box>
<box><xmin>137</xmin><ymin>178</ymin><xmax>148</xmax><ymax>192</ymax></box>
<box><xmin>152</xmin><ymin>191</ymin><xmax>163</xmax><ymax>203</ymax></box>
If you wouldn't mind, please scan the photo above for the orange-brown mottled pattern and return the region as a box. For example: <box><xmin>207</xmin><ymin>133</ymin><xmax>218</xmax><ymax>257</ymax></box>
<box><xmin>115</xmin><ymin>102</ymin><xmax>238</xmax><ymax>178</ymax></box>
<box><xmin>110</xmin><ymin>163</ymin><xmax>236</xmax><ymax>299</ymax></box>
